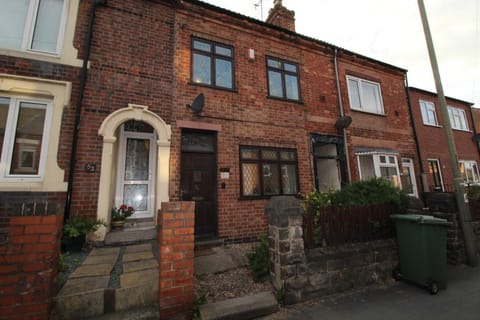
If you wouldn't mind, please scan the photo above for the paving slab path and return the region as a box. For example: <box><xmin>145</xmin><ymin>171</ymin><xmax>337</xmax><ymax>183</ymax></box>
<box><xmin>53</xmin><ymin>242</ymin><xmax>159</xmax><ymax>320</ymax></box>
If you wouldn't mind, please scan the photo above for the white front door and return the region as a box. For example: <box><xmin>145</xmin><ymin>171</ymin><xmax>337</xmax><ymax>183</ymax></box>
<box><xmin>401</xmin><ymin>158</ymin><xmax>418</xmax><ymax>197</ymax></box>
<box><xmin>115</xmin><ymin>122</ymin><xmax>156</xmax><ymax>219</ymax></box>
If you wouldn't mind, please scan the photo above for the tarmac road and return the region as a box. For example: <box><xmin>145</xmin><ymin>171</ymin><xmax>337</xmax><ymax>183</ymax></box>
<box><xmin>275</xmin><ymin>264</ymin><xmax>480</xmax><ymax>320</ymax></box>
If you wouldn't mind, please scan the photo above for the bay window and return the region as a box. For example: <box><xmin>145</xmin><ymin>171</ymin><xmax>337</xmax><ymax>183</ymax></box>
<box><xmin>357</xmin><ymin>153</ymin><xmax>401</xmax><ymax>188</ymax></box>
<box><xmin>0</xmin><ymin>96</ymin><xmax>52</xmax><ymax>180</ymax></box>
<box><xmin>459</xmin><ymin>160</ymin><xmax>479</xmax><ymax>185</ymax></box>
<box><xmin>0</xmin><ymin>0</ymin><xmax>67</xmax><ymax>54</ymax></box>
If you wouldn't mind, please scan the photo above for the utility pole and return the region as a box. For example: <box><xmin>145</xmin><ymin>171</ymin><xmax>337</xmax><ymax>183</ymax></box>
<box><xmin>417</xmin><ymin>0</ymin><xmax>478</xmax><ymax>266</ymax></box>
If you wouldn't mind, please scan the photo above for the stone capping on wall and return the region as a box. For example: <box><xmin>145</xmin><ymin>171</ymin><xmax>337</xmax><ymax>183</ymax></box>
<box><xmin>158</xmin><ymin>201</ymin><xmax>195</xmax><ymax>320</ymax></box>
<box><xmin>266</xmin><ymin>196</ymin><xmax>398</xmax><ymax>305</ymax></box>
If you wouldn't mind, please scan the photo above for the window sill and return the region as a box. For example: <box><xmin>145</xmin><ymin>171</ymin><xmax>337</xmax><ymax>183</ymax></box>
<box><xmin>422</xmin><ymin>123</ymin><xmax>442</xmax><ymax>128</ymax></box>
<box><xmin>0</xmin><ymin>47</ymin><xmax>83</xmax><ymax>68</ymax></box>
<box><xmin>188</xmin><ymin>81</ymin><xmax>237</xmax><ymax>93</ymax></box>
<box><xmin>266</xmin><ymin>95</ymin><xmax>304</xmax><ymax>105</ymax></box>
<box><xmin>452</xmin><ymin>128</ymin><xmax>472</xmax><ymax>133</ymax></box>
<box><xmin>350</xmin><ymin>108</ymin><xmax>386</xmax><ymax>117</ymax></box>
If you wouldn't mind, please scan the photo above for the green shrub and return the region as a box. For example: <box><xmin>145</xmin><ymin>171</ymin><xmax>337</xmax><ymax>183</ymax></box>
<box><xmin>247</xmin><ymin>235</ymin><xmax>270</xmax><ymax>282</ymax></box>
<box><xmin>467</xmin><ymin>185</ymin><xmax>480</xmax><ymax>200</ymax></box>
<box><xmin>304</xmin><ymin>178</ymin><xmax>409</xmax><ymax>214</ymax></box>
<box><xmin>63</xmin><ymin>217</ymin><xmax>105</xmax><ymax>238</ymax></box>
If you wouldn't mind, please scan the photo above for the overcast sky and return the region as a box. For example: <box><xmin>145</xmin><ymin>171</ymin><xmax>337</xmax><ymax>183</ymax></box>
<box><xmin>201</xmin><ymin>0</ymin><xmax>480</xmax><ymax>108</ymax></box>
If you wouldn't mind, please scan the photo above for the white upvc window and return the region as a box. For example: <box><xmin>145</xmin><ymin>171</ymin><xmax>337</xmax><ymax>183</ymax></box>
<box><xmin>357</xmin><ymin>153</ymin><xmax>401</xmax><ymax>188</ymax></box>
<box><xmin>0</xmin><ymin>0</ymin><xmax>68</xmax><ymax>55</ymax></box>
<box><xmin>347</xmin><ymin>76</ymin><xmax>384</xmax><ymax>115</ymax></box>
<box><xmin>419</xmin><ymin>100</ymin><xmax>438</xmax><ymax>126</ymax></box>
<box><xmin>0</xmin><ymin>96</ymin><xmax>52</xmax><ymax>181</ymax></box>
<box><xmin>448</xmin><ymin>106</ymin><xmax>469</xmax><ymax>131</ymax></box>
<box><xmin>459</xmin><ymin>160</ymin><xmax>480</xmax><ymax>185</ymax></box>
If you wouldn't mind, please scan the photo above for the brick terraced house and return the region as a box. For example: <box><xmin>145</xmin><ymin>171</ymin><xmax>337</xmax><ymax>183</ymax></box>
<box><xmin>1</xmin><ymin>0</ymin><xmax>421</xmax><ymax>244</ymax></box>
<box><xmin>408</xmin><ymin>87</ymin><xmax>480</xmax><ymax>193</ymax></box>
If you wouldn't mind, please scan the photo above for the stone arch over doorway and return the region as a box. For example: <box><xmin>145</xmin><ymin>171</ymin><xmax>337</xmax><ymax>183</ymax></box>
<box><xmin>93</xmin><ymin>104</ymin><xmax>171</xmax><ymax>241</ymax></box>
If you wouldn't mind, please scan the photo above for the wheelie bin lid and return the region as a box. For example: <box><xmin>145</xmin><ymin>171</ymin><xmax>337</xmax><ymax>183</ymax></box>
<box><xmin>391</xmin><ymin>214</ymin><xmax>452</xmax><ymax>226</ymax></box>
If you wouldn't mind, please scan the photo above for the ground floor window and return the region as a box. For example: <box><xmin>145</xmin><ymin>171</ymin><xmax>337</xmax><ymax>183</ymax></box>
<box><xmin>240</xmin><ymin>146</ymin><xmax>298</xmax><ymax>197</ymax></box>
<box><xmin>311</xmin><ymin>134</ymin><xmax>346</xmax><ymax>192</ymax></box>
<box><xmin>357</xmin><ymin>153</ymin><xmax>401</xmax><ymax>188</ymax></box>
<box><xmin>0</xmin><ymin>96</ymin><xmax>51</xmax><ymax>180</ymax></box>
<box><xmin>428</xmin><ymin>159</ymin><xmax>444</xmax><ymax>191</ymax></box>
<box><xmin>459</xmin><ymin>160</ymin><xmax>479</xmax><ymax>185</ymax></box>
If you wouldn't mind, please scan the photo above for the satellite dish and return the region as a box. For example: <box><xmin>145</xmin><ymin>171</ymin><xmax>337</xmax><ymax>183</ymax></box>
<box><xmin>186</xmin><ymin>93</ymin><xmax>205</xmax><ymax>114</ymax></box>
<box><xmin>335</xmin><ymin>115</ymin><xmax>352</xmax><ymax>130</ymax></box>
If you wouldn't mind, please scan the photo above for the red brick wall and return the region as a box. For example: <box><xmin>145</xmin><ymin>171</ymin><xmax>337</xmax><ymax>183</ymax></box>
<box><xmin>337</xmin><ymin>58</ymin><xmax>419</xmax><ymax>184</ymax></box>
<box><xmin>172</xmin><ymin>2</ymin><xmax>320</xmax><ymax>240</ymax></box>
<box><xmin>158</xmin><ymin>202</ymin><xmax>195</xmax><ymax>320</ymax></box>
<box><xmin>171</xmin><ymin>1</ymin><xmax>416</xmax><ymax>240</ymax></box>
<box><xmin>409</xmin><ymin>88</ymin><xmax>479</xmax><ymax>191</ymax></box>
<box><xmin>64</xmin><ymin>0</ymin><xmax>176</xmax><ymax>217</ymax></box>
<box><xmin>0</xmin><ymin>214</ymin><xmax>62</xmax><ymax>320</ymax></box>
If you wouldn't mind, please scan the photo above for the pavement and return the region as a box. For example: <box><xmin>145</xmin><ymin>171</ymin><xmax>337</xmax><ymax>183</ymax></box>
<box><xmin>264</xmin><ymin>264</ymin><xmax>480</xmax><ymax>320</ymax></box>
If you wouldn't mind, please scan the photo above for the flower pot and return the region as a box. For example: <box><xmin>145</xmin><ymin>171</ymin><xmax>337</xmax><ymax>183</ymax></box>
<box><xmin>65</xmin><ymin>234</ymin><xmax>86</xmax><ymax>252</ymax></box>
<box><xmin>111</xmin><ymin>220</ymin><xmax>125</xmax><ymax>229</ymax></box>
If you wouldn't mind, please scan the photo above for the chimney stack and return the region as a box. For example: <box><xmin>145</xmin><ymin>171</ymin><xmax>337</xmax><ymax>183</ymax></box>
<box><xmin>266</xmin><ymin>0</ymin><xmax>296</xmax><ymax>32</ymax></box>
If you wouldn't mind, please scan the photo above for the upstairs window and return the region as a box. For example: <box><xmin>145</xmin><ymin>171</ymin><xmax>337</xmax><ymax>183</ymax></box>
<box><xmin>347</xmin><ymin>76</ymin><xmax>384</xmax><ymax>114</ymax></box>
<box><xmin>419</xmin><ymin>100</ymin><xmax>438</xmax><ymax>126</ymax></box>
<box><xmin>0</xmin><ymin>96</ymin><xmax>52</xmax><ymax>180</ymax></box>
<box><xmin>448</xmin><ymin>107</ymin><xmax>469</xmax><ymax>131</ymax></box>
<box><xmin>240</xmin><ymin>146</ymin><xmax>298</xmax><ymax>198</ymax></box>
<box><xmin>266</xmin><ymin>57</ymin><xmax>300</xmax><ymax>101</ymax></box>
<box><xmin>0</xmin><ymin>0</ymin><xmax>67</xmax><ymax>54</ymax></box>
<box><xmin>191</xmin><ymin>38</ymin><xmax>233</xmax><ymax>89</ymax></box>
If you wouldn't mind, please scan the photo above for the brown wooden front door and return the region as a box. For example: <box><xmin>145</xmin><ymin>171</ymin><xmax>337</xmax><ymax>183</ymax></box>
<box><xmin>180</xmin><ymin>131</ymin><xmax>217</xmax><ymax>239</ymax></box>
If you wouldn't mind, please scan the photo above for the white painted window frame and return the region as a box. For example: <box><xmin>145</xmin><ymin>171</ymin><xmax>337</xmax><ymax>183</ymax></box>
<box><xmin>401</xmin><ymin>158</ymin><xmax>418</xmax><ymax>197</ymax></box>
<box><xmin>357</xmin><ymin>152</ymin><xmax>401</xmax><ymax>188</ymax></box>
<box><xmin>0</xmin><ymin>96</ymin><xmax>52</xmax><ymax>181</ymax></box>
<box><xmin>114</xmin><ymin>124</ymin><xmax>157</xmax><ymax>219</ymax></box>
<box><xmin>3</xmin><ymin>0</ymin><xmax>68</xmax><ymax>55</ymax></box>
<box><xmin>448</xmin><ymin>106</ymin><xmax>469</xmax><ymax>131</ymax></box>
<box><xmin>459</xmin><ymin>160</ymin><xmax>480</xmax><ymax>185</ymax></box>
<box><xmin>427</xmin><ymin>158</ymin><xmax>445</xmax><ymax>191</ymax></box>
<box><xmin>419</xmin><ymin>100</ymin><xmax>439</xmax><ymax>126</ymax></box>
<box><xmin>346</xmin><ymin>75</ymin><xmax>385</xmax><ymax>115</ymax></box>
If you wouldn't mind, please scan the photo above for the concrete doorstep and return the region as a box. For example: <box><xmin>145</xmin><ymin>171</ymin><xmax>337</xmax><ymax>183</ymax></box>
<box><xmin>199</xmin><ymin>291</ymin><xmax>279</xmax><ymax>320</ymax></box>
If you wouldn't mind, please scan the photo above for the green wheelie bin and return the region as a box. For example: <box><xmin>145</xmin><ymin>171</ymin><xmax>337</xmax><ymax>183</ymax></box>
<box><xmin>391</xmin><ymin>214</ymin><xmax>452</xmax><ymax>294</ymax></box>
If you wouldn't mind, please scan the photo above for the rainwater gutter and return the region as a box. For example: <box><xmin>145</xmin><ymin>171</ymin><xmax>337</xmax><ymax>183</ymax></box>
<box><xmin>334</xmin><ymin>48</ymin><xmax>351</xmax><ymax>183</ymax></box>
<box><xmin>64</xmin><ymin>0</ymin><xmax>107</xmax><ymax>223</ymax></box>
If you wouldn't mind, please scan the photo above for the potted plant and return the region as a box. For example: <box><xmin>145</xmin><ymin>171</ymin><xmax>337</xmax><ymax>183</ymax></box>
<box><xmin>111</xmin><ymin>204</ymin><xmax>135</xmax><ymax>229</ymax></box>
<box><xmin>62</xmin><ymin>217</ymin><xmax>105</xmax><ymax>252</ymax></box>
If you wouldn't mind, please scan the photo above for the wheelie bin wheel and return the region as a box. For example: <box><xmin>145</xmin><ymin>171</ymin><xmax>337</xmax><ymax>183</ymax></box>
<box><xmin>392</xmin><ymin>268</ymin><xmax>402</xmax><ymax>281</ymax></box>
<box><xmin>428</xmin><ymin>282</ymin><xmax>439</xmax><ymax>295</ymax></box>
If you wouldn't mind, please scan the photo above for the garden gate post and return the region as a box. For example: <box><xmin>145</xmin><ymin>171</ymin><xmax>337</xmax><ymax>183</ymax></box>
<box><xmin>265</xmin><ymin>196</ymin><xmax>306</xmax><ymax>304</ymax></box>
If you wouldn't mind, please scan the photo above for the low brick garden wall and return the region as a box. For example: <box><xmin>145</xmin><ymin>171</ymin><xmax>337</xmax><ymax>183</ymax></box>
<box><xmin>0</xmin><ymin>214</ymin><xmax>63</xmax><ymax>320</ymax></box>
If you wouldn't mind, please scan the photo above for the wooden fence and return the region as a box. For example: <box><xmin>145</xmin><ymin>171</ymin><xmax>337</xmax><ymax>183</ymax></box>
<box><xmin>303</xmin><ymin>205</ymin><xmax>396</xmax><ymax>249</ymax></box>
